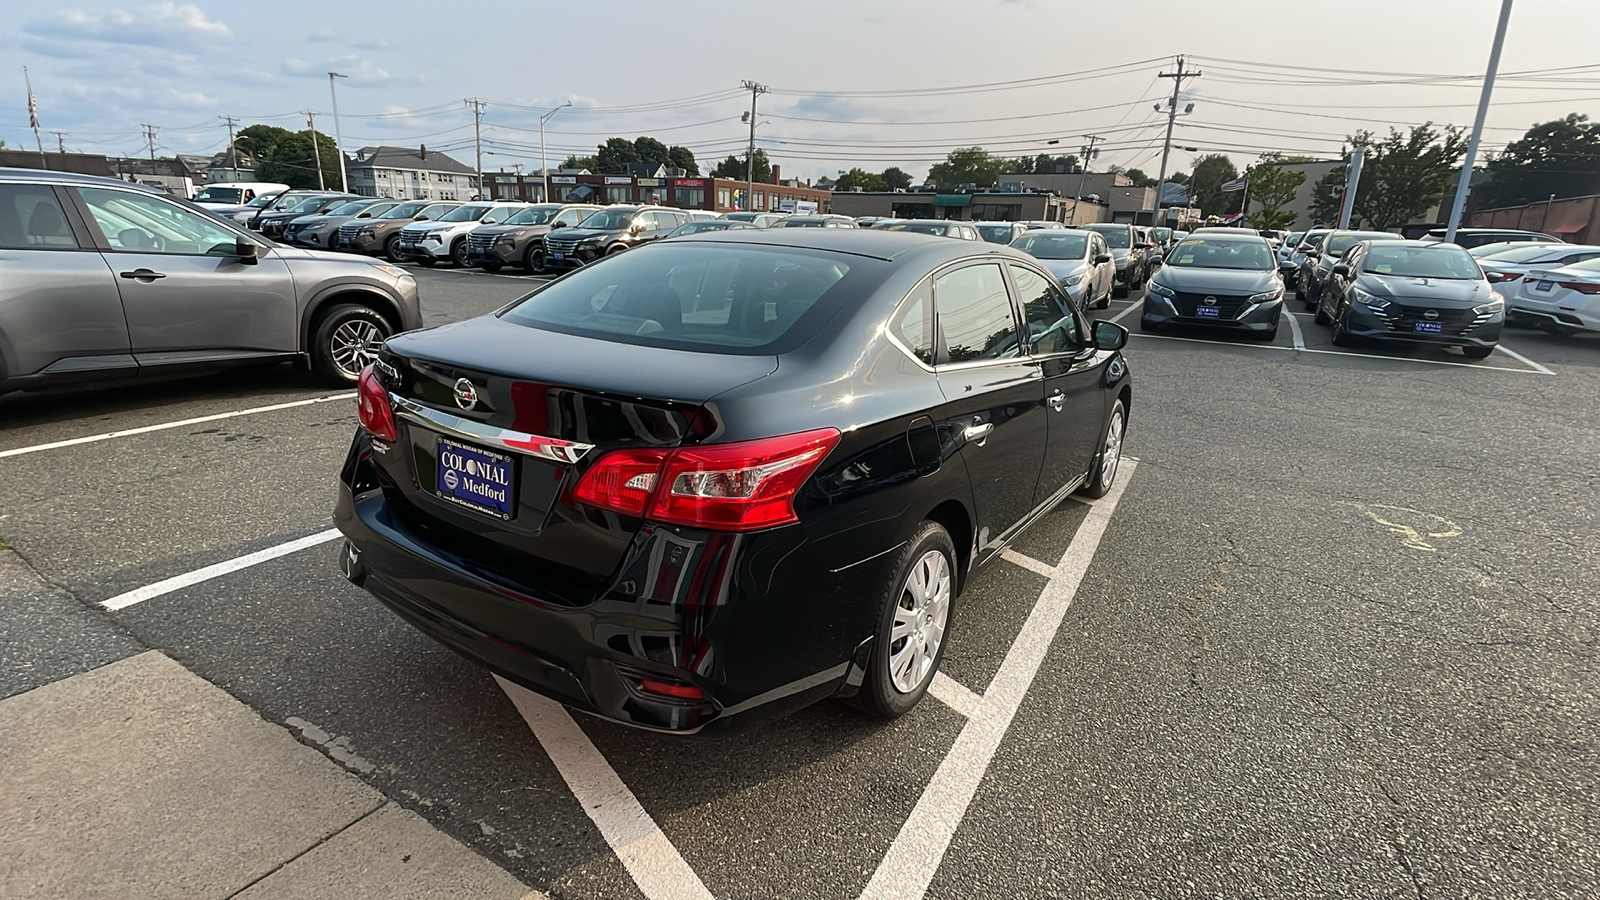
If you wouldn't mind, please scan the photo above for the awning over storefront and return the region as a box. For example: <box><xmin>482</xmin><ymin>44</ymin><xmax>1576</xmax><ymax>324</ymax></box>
<box><xmin>932</xmin><ymin>194</ymin><xmax>973</xmax><ymax>208</ymax></box>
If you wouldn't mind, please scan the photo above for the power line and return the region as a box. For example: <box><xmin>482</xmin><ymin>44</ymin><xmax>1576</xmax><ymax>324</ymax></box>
<box><xmin>766</xmin><ymin>58</ymin><xmax>1166</xmax><ymax>98</ymax></box>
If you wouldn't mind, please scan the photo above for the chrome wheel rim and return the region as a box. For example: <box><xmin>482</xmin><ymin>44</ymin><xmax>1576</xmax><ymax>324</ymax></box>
<box><xmin>330</xmin><ymin>320</ymin><xmax>384</xmax><ymax>379</ymax></box>
<box><xmin>1101</xmin><ymin>408</ymin><xmax>1124</xmax><ymax>487</ymax></box>
<box><xmin>888</xmin><ymin>549</ymin><xmax>951</xmax><ymax>694</ymax></box>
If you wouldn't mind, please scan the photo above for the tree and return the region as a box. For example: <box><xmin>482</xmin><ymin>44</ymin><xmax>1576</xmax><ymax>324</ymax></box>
<box><xmin>1025</xmin><ymin>153</ymin><xmax>1079</xmax><ymax>175</ymax></box>
<box><xmin>1243</xmin><ymin>154</ymin><xmax>1306</xmax><ymax>231</ymax></box>
<box><xmin>233</xmin><ymin>124</ymin><xmax>292</xmax><ymax>163</ymax></box>
<box><xmin>1474</xmin><ymin>113</ymin><xmax>1600</xmax><ymax>209</ymax></box>
<box><xmin>1166</xmin><ymin>171</ymin><xmax>1190</xmax><ymax>186</ymax></box>
<box><xmin>1310</xmin><ymin>124</ymin><xmax>1469</xmax><ymax>229</ymax></box>
<box><xmin>251</xmin><ymin>128</ymin><xmax>342</xmax><ymax>190</ymax></box>
<box><xmin>595</xmin><ymin>137</ymin><xmax>638</xmax><ymax>173</ymax></box>
<box><xmin>666</xmin><ymin>145</ymin><xmax>699</xmax><ymax>175</ymax></box>
<box><xmin>833</xmin><ymin>168</ymin><xmax>887</xmax><ymax>192</ymax></box>
<box><xmin>560</xmin><ymin>154</ymin><xmax>597</xmax><ymax>172</ymax></box>
<box><xmin>1189</xmin><ymin>153</ymin><xmax>1239</xmax><ymax>217</ymax></box>
<box><xmin>1123</xmin><ymin>167</ymin><xmax>1157</xmax><ymax>188</ymax></box>
<box><xmin>928</xmin><ymin>146</ymin><xmax>1006</xmax><ymax>190</ymax></box>
<box><xmin>709</xmin><ymin>149</ymin><xmax>771</xmax><ymax>183</ymax></box>
<box><xmin>881</xmin><ymin>166</ymin><xmax>914</xmax><ymax>191</ymax></box>
<box><xmin>632</xmin><ymin>136</ymin><xmax>670</xmax><ymax>167</ymax></box>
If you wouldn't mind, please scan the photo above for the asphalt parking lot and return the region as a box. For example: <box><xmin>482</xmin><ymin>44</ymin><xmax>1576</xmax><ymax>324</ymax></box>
<box><xmin>3</xmin><ymin>267</ymin><xmax>1596</xmax><ymax>899</ymax></box>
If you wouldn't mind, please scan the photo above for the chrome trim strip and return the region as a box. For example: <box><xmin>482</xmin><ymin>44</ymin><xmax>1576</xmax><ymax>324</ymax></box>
<box><xmin>389</xmin><ymin>394</ymin><xmax>595</xmax><ymax>464</ymax></box>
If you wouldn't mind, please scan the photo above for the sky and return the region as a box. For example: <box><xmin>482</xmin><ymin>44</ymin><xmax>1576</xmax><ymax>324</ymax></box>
<box><xmin>2</xmin><ymin>0</ymin><xmax>1598</xmax><ymax>184</ymax></box>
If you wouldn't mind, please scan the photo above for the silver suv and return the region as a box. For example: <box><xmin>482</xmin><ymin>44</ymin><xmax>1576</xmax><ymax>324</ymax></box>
<box><xmin>0</xmin><ymin>169</ymin><xmax>422</xmax><ymax>392</ymax></box>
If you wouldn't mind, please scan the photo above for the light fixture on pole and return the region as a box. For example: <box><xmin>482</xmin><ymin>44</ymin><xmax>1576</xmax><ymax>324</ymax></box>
<box><xmin>540</xmin><ymin>101</ymin><xmax>572</xmax><ymax>204</ymax></box>
<box><xmin>328</xmin><ymin>72</ymin><xmax>349</xmax><ymax>192</ymax></box>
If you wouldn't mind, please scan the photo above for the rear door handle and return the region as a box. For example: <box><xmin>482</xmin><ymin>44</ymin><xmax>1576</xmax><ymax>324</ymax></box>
<box><xmin>962</xmin><ymin>421</ymin><xmax>994</xmax><ymax>446</ymax></box>
<box><xmin>119</xmin><ymin>269</ymin><xmax>166</xmax><ymax>281</ymax></box>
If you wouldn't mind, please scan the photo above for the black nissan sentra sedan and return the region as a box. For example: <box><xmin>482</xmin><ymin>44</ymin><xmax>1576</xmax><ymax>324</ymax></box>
<box><xmin>335</xmin><ymin>230</ymin><xmax>1132</xmax><ymax>734</ymax></box>
<box><xmin>1141</xmin><ymin>232</ymin><xmax>1285</xmax><ymax>340</ymax></box>
<box><xmin>1315</xmin><ymin>240</ymin><xmax>1503</xmax><ymax>357</ymax></box>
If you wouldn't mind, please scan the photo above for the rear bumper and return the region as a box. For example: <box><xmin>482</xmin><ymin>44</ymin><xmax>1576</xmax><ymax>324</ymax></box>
<box><xmin>1509</xmin><ymin>297</ymin><xmax>1599</xmax><ymax>332</ymax></box>
<box><xmin>333</xmin><ymin>437</ymin><xmax>875</xmax><ymax>734</ymax></box>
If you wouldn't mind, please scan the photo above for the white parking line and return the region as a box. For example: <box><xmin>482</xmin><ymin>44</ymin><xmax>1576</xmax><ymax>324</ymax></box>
<box><xmin>496</xmin><ymin>679</ymin><xmax>714</xmax><ymax>900</ymax></box>
<box><xmin>0</xmin><ymin>392</ymin><xmax>356</xmax><ymax>459</ymax></box>
<box><xmin>100</xmin><ymin>528</ymin><xmax>342</xmax><ymax>610</ymax></box>
<box><xmin>860</xmin><ymin>460</ymin><xmax>1137</xmax><ymax>900</ymax></box>
<box><xmin>1132</xmin><ymin>333</ymin><xmax>1296</xmax><ymax>351</ymax></box>
<box><xmin>1132</xmin><ymin>332</ymin><xmax>1552</xmax><ymax>373</ymax></box>
<box><xmin>1106</xmin><ymin>300</ymin><xmax>1142</xmax><ymax>325</ymax></box>
<box><xmin>999</xmin><ymin>548</ymin><xmax>1055</xmax><ymax>578</ymax></box>
<box><xmin>1494</xmin><ymin>341</ymin><xmax>1555</xmax><ymax>375</ymax></box>
<box><xmin>928</xmin><ymin>673</ymin><xmax>983</xmax><ymax>720</ymax></box>
<box><xmin>1282</xmin><ymin>306</ymin><xmax>1307</xmax><ymax>351</ymax></box>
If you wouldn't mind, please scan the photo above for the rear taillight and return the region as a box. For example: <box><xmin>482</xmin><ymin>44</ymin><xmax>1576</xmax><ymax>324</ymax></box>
<box><xmin>572</xmin><ymin>428</ymin><xmax>840</xmax><ymax>532</ymax></box>
<box><xmin>1497</xmin><ymin>273</ymin><xmax>1522</xmax><ymax>282</ymax></box>
<box><xmin>356</xmin><ymin>364</ymin><xmax>397</xmax><ymax>442</ymax></box>
<box><xmin>1558</xmin><ymin>281</ymin><xmax>1600</xmax><ymax>295</ymax></box>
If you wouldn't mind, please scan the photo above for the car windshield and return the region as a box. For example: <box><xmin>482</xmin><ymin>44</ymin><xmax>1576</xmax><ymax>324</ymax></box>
<box><xmin>506</xmin><ymin>206</ymin><xmax>560</xmax><ymax>226</ymax></box>
<box><xmin>1085</xmin><ymin>226</ymin><xmax>1130</xmax><ymax>248</ymax></box>
<box><xmin>1303</xmin><ymin>232</ymin><xmax>1328</xmax><ymax>248</ymax></box>
<box><xmin>502</xmin><ymin>244</ymin><xmax>854</xmax><ymax>353</ymax></box>
<box><xmin>723</xmin><ymin>212</ymin><xmax>758</xmax><ymax>222</ymax></box>
<box><xmin>670</xmin><ymin>221</ymin><xmax>741</xmax><ymax>236</ymax></box>
<box><xmin>328</xmin><ymin>200</ymin><xmax>374</xmax><ymax>216</ymax></box>
<box><xmin>245</xmin><ymin>193</ymin><xmax>279</xmax><ymax>209</ymax></box>
<box><xmin>1363</xmin><ymin>245</ymin><xmax>1482</xmax><ymax>279</ymax></box>
<box><xmin>576</xmin><ymin>209</ymin><xmax>639</xmax><ymax>230</ymax></box>
<box><xmin>379</xmin><ymin>202</ymin><xmax>429</xmax><ymax>219</ymax></box>
<box><xmin>1164</xmin><ymin>238</ymin><xmax>1275</xmax><ymax>270</ymax></box>
<box><xmin>976</xmin><ymin>224</ymin><xmax>1016</xmax><ymax>243</ymax></box>
<box><xmin>552</xmin><ymin>207</ymin><xmax>591</xmax><ymax>226</ymax></box>
<box><xmin>288</xmin><ymin>196</ymin><xmax>333</xmax><ymax>213</ymax></box>
<box><xmin>1326</xmin><ymin>233</ymin><xmax>1396</xmax><ymax>257</ymax></box>
<box><xmin>193</xmin><ymin>187</ymin><xmax>243</xmax><ymax>203</ymax></box>
<box><xmin>1478</xmin><ymin>244</ymin><xmax>1565</xmax><ymax>263</ymax></box>
<box><xmin>1155</xmin><ymin>228</ymin><xmax>1172</xmax><ymax>242</ymax></box>
<box><xmin>1283</xmin><ymin>232</ymin><xmax>1304</xmax><ymax>247</ymax></box>
<box><xmin>778</xmin><ymin>218</ymin><xmax>828</xmax><ymax>228</ymax></box>
<box><xmin>1010</xmin><ymin>233</ymin><xmax>1088</xmax><ymax>259</ymax></box>
<box><xmin>438</xmin><ymin>205</ymin><xmax>491</xmax><ymax>222</ymax></box>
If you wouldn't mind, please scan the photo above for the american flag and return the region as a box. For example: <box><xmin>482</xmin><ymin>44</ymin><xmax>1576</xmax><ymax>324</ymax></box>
<box><xmin>25</xmin><ymin>66</ymin><xmax>39</xmax><ymax>129</ymax></box>
<box><xmin>1220</xmin><ymin>176</ymin><xmax>1247</xmax><ymax>192</ymax></box>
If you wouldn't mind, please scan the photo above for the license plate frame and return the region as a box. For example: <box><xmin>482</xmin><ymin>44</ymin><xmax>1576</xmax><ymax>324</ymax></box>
<box><xmin>551</xmin><ymin>251</ymin><xmax>565</xmax><ymax>260</ymax></box>
<box><xmin>1194</xmin><ymin>306</ymin><xmax>1222</xmax><ymax>318</ymax></box>
<box><xmin>1534</xmin><ymin>280</ymin><xmax>1554</xmax><ymax>292</ymax></box>
<box><xmin>434</xmin><ymin>437</ymin><xmax>516</xmax><ymax>520</ymax></box>
<box><xmin>1413</xmin><ymin>321</ymin><xmax>1444</xmax><ymax>334</ymax></box>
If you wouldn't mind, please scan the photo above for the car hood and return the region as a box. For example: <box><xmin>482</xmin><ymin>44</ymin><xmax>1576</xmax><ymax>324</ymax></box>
<box><xmin>1036</xmin><ymin>258</ymin><xmax>1089</xmax><ymax>280</ymax></box>
<box><xmin>1153</xmin><ymin>267</ymin><xmax>1277</xmax><ymax>294</ymax></box>
<box><xmin>1360</xmin><ymin>274</ymin><xmax>1491</xmax><ymax>307</ymax></box>
<box><xmin>1108</xmin><ymin>248</ymin><xmax>1132</xmax><ymax>263</ymax></box>
<box><xmin>271</xmin><ymin>245</ymin><xmax>373</xmax><ymax>264</ymax></box>
<box><xmin>548</xmin><ymin>228</ymin><xmax>620</xmax><ymax>242</ymax></box>
<box><xmin>400</xmin><ymin>221</ymin><xmax>459</xmax><ymax>235</ymax></box>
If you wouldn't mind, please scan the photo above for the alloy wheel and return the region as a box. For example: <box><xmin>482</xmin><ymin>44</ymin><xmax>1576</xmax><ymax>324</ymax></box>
<box><xmin>1100</xmin><ymin>408</ymin><xmax>1124</xmax><ymax>488</ymax></box>
<box><xmin>887</xmin><ymin>550</ymin><xmax>951</xmax><ymax>694</ymax></box>
<box><xmin>330</xmin><ymin>319</ymin><xmax>384</xmax><ymax>379</ymax></box>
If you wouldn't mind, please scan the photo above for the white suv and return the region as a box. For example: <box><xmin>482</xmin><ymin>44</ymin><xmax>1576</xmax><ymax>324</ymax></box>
<box><xmin>398</xmin><ymin>202</ymin><xmax>528</xmax><ymax>267</ymax></box>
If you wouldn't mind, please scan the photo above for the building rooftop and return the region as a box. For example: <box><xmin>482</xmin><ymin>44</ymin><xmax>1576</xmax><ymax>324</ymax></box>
<box><xmin>350</xmin><ymin>146</ymin><xmax>475</xmax><ymax>175</ymax></box>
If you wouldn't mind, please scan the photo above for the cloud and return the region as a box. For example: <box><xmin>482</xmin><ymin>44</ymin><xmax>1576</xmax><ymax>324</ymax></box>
<box><xmin>23</xmin><ymin>3</ymin><xmax>231</xmax><ymax>48</ymax></box>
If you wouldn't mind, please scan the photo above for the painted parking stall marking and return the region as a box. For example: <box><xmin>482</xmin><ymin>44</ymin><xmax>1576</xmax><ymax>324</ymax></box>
<box><xmin>100</xmin><ymin>529</ymin><xmax>342</xmax><ymax>610</ymax></box>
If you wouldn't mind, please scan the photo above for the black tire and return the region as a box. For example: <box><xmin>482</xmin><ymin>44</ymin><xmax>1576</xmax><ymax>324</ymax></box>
<box><xmin>416</xmin><ymin>257</ymin><xmax>436</xmax><ymax>268</ymax></box>
<box><xmin>383</xmin><ymin>235</ymin><xmax>405</xmax><ymax>263</ymax></box>
<box><xmin>1139</xmin><ymin>315</ymin><xmax>1158</xmax><ymax>332</ymax></box>
<box><xmin>1257</xmin><ymin>321</ymin><xmax>1280</xmax><ymax>342</ymax></box>
<box><xmin>450</xmin><ymin>239</ymin><xmax>470</xmax><ymax>268</ymax></box>
<box><xmin>309</xmin><ymin>303</ymin><xmax>392</xmax><ymax>386</ymax></box>
<box><xmin>523</xmin><ymin>245</ymin><xmax>545</xmax><ymax>273</ymax></box>
<box><xmin>1331</xmin><ymin>308</ymin><xmax>1356</xmax><ymax>347</ymax></box>
<box><xmin>1294</xmin><ymin>283</ymin><xmax>1305</xmax><ymax>303</ymax></box>
<box><xmin>847</xmin><ymin>520</ymin><xmax>957</xmax><ymax>719</ymax></box>
<box><xmin>1079</xmin><ymin>398</ymin><xmax>1126</xmax><ymax>499</ymax></box>
<box><xmin>1314</xmin><ymin>293</ymin><xmax>1333</xmax><ymax>325</ymax></box>
<box><xmin>1095</xmin><ymin>291</ymin><xmax>1110</xmax><ymax>310</ymax></box>
<box><xmin>1113</xmin><ymin>282</ymin><xmax>1129</xmax><ymax>299</ymax></box>
<box><xmin>1462</xmin><ymin>344</ymin><xmax>1495</xmax><ymax>359</ymax></box>
<box><xmin>481</xmin><ymin>260</ymin><xmax>503</xmax><ymax>272</ymax></box>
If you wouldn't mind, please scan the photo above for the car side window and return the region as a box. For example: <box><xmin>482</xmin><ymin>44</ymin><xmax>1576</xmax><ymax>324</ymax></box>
<box><xmin>889</xmin><ymin>279</ymin><xmax>936</xmax><ymax>366</ymax></box>
<box><xmin>1008</xmin><ymin>264</ymin><xmax>1081</xmax><ymax>355</ymax></box>
<box><xmin>0</xmin><ymin>184</ymin><xmax>79</xmax><ymax>249</ymax></box>
<box><xmin>933</xmin><ymin>263</ymin><xmax>1021</xmax><ymax>364</ymax></box>
<box><xmin>78</xmin><ymin>187</ymin><xmax>241</xmax><ymax>256</ymax></box>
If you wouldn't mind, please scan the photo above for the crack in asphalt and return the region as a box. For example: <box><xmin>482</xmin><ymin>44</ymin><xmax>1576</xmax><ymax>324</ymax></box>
<box><xmin>1313</xmin><ymin>697</ymin><xmax>1429</xmax><ymax>900</ymax></box>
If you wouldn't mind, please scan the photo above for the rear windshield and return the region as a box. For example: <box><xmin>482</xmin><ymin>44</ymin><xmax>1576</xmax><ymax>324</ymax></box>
<box><xmin>1011</xmin><ymin>232</ymin><xmax>1088</xmax><ymax>259</ymax></box>
<box><xmin>886</xmin><ymin>222</ymin><xmax>952</xmax><ymax>235</ymax></box>
<box><xmin>1326</xmin><ymin>233</ymin><xmax>1397</xmax><ymax>256</ymax></box>
<box><xmin>193</xmin><ymin>187</ymin><xmax>243</xmax><ymax>203</ymax></box>
<box><xmin>1480</xmin><ymin>244</ymin><xmax>1565</xmax><ymax>264</ymax></box>
<box><xmin>1165</xmin><ymin>238</ymin><xmax>1275</xmax><ymax>270</ymax></box>
<box><xmin>976</xmin><ymin>224</ymin><xmax>1016</xmax><ymax>243</ymax></box>
<box><xmin>1363</xmin><ymin>245</ymin><xmax>1481</xmax><ymax>279</ymax></box>
<box><xmin>287</xmin><ymin>196</ymin><xmax>332</xmax><ymax>213</ymax></box>
<box><xmin>501</xmin><ymin>243</ymin><xmax>856</xmax><ymax>354</ymax></box>
<box><xmin>1084</xmin><ymin>225</ymin><xmax>1130</xmax><ymax>248</ymax></box>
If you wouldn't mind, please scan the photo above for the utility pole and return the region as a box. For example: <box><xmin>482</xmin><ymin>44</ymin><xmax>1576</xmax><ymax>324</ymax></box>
<box><xmin>1067</xmin><ymin>134</ymin><xmax>1101</xmax><ymax>224</ymax></box>
<box><xmin>305</xmin><ymin>111</ymin><xmax>325</xmax><ymax>190</ymax></box>
<box><xmin>465</xmin><ymin>98</ymin><xmax>487</xmax><ymax>200</ymax></box>
<box><xmin>539</xmin><ymin>101</ymin><xmax>572</xmax><ymax>203</ymax></box>
<box><xmin>328</xmin><ymin>72</ymin><xmax>349</xmax><ymax>192</ymax></box>
<box><xmin>1152</xmin><ymin>56</ymin><xmax>1201</xmax><ymax>229</ymax></box>
<box><xmin>1337</xmin><ymin>146</ymin><xmax>1365</xmax><ymax>229</ymax></box>
<box><xmin>220</xmin><ymin>115</ymin><xmax>240</xmax><ymax>173</ymax></box>
<box><xmin>49</xmin><ymin>131</ymin><xmax>66</xmax><ymax>154</ymax></box>
<box><xmin>1445</xmin><ymin>0</ymin><xmax>1514</xmax><ymax>243</ymax></box>
<box><xmin>741</xmin><ymin>80</ymin><xmax>767</xmax><ymax>210</ymax></box>
<box><xmin>142</xmin><ymin>123</ymin><xmax>159</xmax><ymax>160</ymax></box>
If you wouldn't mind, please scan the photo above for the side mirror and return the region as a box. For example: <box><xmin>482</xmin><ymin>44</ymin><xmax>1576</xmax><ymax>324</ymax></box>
<box><xmin>235</xmin><ymin>239</ymin><xmax>261</xmax><ymax>265</ymax></box>
<box><xmin>482</xmin><ymin>218</ymin><xmax>498</xmax><ymax>225</ymax></box>
<box><xmin>1150</xmin><ymin>253</ymin><xmax>1164</xmax><ymax>266</ymax></box>
<box><xmin>1092</xmin><ymin>320</ymin><xmax>1129</xmax><ymax>351</ymax></box>
<box><xmin>1485</xmin><ymin>270</ymin><xmax>1508</xmax><ymax>283</ymax></box>
<box><xmin>551</xmin><ymin>221</ymin><xmax>566</xmax><ymax>229</ymax></box>
<box><xmin>1094</xmin><ymin>253</ymin><xmax>1113</xmax><ymax>265</ymax></box>
<box><xmin>1332</xmin><ymin>263</ymin><xmax>1350</xmax><ymax>277</ymax></box>
<box><xmin>1306</xmin><ymin>249</ymin><xmax>1320</xmax><ymax>258</ymax></box>
<box><xmin>415</xmin><ymin>215</ymin><xmax>430</xmax><ymax>221</ymax></box>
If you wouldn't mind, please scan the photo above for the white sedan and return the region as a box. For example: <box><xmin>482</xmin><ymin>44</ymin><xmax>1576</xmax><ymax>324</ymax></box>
<box><xmin>1510</xmin><ymin>257</ymin><xmax>1600</xmax><ymax>334</ymax></box>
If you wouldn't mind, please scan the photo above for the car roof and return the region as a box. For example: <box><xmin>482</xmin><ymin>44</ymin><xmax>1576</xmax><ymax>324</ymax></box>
<box><xmin>1359</xmin><ymin>239</ymin><xmax>1462</xmax><ymax>249</ymax></box>
<box><xmin>666</xmin><ymin>227</ymin><xmax>1040</xmax><ymax>264</ymax></box>
<box><xmin>1182</xmin><ymin>230</ymin><xmax>1270</xmax><ymax>242</ymax></box>
<box><xmin>0</xmin><ymin>167</ymin><xmax>168</xmax><ymax>193</ymax></box>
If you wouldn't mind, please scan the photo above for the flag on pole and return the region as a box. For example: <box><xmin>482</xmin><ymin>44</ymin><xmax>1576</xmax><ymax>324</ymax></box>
<box><xmin>1220</xmin><ymin>176</ymin><xmax>1248</xmax><ymax>192</ymax></box>
<box><xmin>1222</xmin><ymin>210</ymin><xmax>1246</xmax><ymax>226</ymax></box>
<box><xmin>25</xmin><ymin>66</ymin><xmax>40</xmax><ymax>129</ymax></box>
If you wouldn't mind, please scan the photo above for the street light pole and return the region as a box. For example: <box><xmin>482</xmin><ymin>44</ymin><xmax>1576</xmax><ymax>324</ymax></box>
<box><xmin>305</xmin><ymin>111</ymin><xmax>324</xmax><ymax>190</ymax></box>
<box><xmin>328</xmin><ymin>72</ymin><xmax>349</xmax><ymax>193</ymax></box>
<box><xmin>1068</xmin><ymin>134</ymin><xmax>1101</xmax><ymax>224</ymax></box>
<box><xmin>540</xmin><ymin>101</ymin><xmax>572</xmax><ymax>204</ymax></box>
<box><xmin>1445</xmin><ymin>0</ymin><xmax>1514</xmax><ymax>243</ymax></box>
<box><xmin>1152</xmin><ymin>56</ymin><xmax>1201</xmax><ymax>230</ymax></box>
